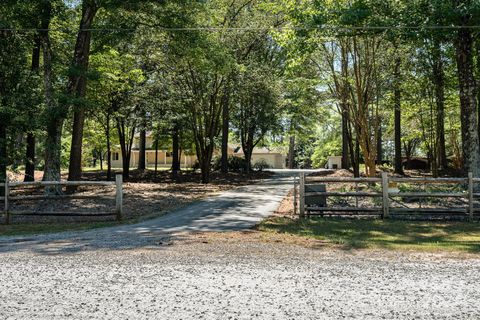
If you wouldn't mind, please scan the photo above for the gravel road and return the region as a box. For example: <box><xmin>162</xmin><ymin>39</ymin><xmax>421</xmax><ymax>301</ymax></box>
<box><xmin>1</xmin><ymin>170</ymin><xmax>479</xmax><ymax>319</ymax></box>
<box><xmin>1</xmin><ymin>237</ymin><xmax>479</xmax><ymax>320</ymax></box>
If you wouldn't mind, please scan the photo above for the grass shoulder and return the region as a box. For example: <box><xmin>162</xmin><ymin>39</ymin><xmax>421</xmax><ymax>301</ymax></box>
<box><xmin>0</xmin><ymin>221</ymin><xmax>121</xmax><ymax>237</ymax></box>
<box><xmin>257</xmin><ymin>217</ymin><xmax>480</xmax><ymax>253</ymax></box>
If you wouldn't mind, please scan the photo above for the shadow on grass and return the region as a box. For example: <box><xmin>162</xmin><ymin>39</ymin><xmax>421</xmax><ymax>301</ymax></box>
<box><xmin>258</xmin><ymin>217</ymin><xmax>480</xmax><ymax>253</ymax></box>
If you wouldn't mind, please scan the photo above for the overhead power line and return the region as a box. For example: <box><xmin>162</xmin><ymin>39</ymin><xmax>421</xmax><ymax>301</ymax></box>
<box><xmin>1</xmin><ymin>25</ymin><xmax>480</xmax><ymax>32</ymax></box>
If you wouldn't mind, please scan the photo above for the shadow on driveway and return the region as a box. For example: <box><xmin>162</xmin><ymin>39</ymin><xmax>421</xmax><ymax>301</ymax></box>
<box><xmin>0</xmin><ymin>173</ymin><xmax>307</xmax><ymax>255</ymax></box>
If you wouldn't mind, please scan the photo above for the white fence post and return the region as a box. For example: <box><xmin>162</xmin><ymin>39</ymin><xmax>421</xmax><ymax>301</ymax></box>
<box><xmin>299</xmin><ymin>173</ymin><xmax>305</xmax><ymax>217</ymax></box>
<box><xmin>115</xmin><ymin>174</ymin><xmax>123</xmax><ymax>221</ymax></box>
<box><xmin>381</xmin><ymin>172</ymin><xmax>389</xmax><ymax>219</ymax></box>
<box><xmin>4</xmin><ymin>176</ymin><xmax>9</xmax><ymax>225</ymax></box>
<box><xmin>468</xmin><ymin>172</ymin><xmax>473</xmax><ymax>222</ymax></box>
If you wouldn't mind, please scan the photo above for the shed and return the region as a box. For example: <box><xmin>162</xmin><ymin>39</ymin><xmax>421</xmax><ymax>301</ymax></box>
<box><xmin>326</xmin><ymin>156</ymin><xmax>342</xmax><ymax>170</ymax></box>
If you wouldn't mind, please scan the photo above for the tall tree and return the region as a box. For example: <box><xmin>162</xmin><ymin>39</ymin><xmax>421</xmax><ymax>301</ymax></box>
<box><xmin>453</xmin><ymin>3</ymin><xmax>480</xmax><ymax>176</ymax></box>
<box><xmin>40</xmin><ymin>1</ymin><xmax>64</xmax><ymax>190</ymax></box>
<box><xmin>431</xmin><ymin>40</ymin><xmax>448</xmax><ymax>171</ymax></box>
<box><xmin>233</xmin><ymin>67</ymin><xmax>281</xmax><ymax>172</ymax></box>
<box><xmin>67</xmin><ymin>0</ymin><xmax>99</xmax><ymax>186</ymax></box>
<box><xmin>137</xmin><ymin>116</ymin><xmax>147</xmax><ymax>171</ymax></box>
<box><xmin>24</xmin><ymin>35</ymin><xmax>42</xmax><ymax>182</ymax></box>
<box><xmin>393</xmin><ymin>55</ymin><xmax>404</xmax><ymax>175</ymax></box>
<box><xmin>171</xmin><ymin>122</ymin><xmax>180</xmax><ymax>177</ymax></box>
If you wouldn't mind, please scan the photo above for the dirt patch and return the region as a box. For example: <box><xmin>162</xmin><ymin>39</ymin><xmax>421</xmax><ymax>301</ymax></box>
<box><xmin>272</xmin><ymin>188</ymin><xmax>295</xmax><ymax>216</ymax></box>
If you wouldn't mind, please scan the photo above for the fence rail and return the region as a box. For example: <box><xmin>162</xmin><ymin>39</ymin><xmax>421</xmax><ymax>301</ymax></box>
<box><xmin>297</xmin><ymin>172</ymin><xmax>477</xmax><ymax>221</ymax></box>
<box><xmin>1</xmin><ymin>174</ymin><xmax>123</xmax><ymax>224</ymax></box>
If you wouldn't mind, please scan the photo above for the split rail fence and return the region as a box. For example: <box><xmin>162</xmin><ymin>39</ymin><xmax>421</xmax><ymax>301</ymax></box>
<box><xmin>294</xmin><ymin>172</ymin><xmax>479</xmax><ymax>221</ymax></box>
<box><xmin>0</xmin><ymin>174</ymin><xmax>123</xmax><ymax>224</ymax></box>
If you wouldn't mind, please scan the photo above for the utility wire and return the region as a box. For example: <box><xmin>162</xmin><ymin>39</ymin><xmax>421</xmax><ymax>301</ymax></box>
<box><xmin>1</xmin><ymin>25</ymin><xmax>480</xmax><ymax>32</ymax></box>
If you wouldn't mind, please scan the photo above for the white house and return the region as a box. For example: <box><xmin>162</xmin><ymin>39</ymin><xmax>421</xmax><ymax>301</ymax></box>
<box><xmin>234</xmin><ymin>146</ymin><xmax>286</xmax><ymax>169</ymax></box>
<box><xmin>111</xmin><ymin>132</ymin><xmax>287</xmax><ymax>169</ymax></box>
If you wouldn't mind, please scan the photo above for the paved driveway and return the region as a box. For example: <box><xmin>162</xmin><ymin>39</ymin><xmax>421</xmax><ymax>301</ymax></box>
<box><xmin>0</xmin><ymin>170</ymin><xmax>320</xmax><ymax>253</ymax></box>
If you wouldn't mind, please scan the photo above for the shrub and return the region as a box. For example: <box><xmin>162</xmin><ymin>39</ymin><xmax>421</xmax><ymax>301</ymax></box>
<box><xmin>253</xmin><ymin>159</ymin><xmax>270</xmax><ymax>171</ymax></box>
<box><xmin>212</xmin><ymin>155</ymin><xmax>249</xmax><ymax>172</ymax></box>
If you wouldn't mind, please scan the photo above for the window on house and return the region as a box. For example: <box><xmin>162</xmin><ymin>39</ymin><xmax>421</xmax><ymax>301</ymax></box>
<box><xmin>113</xmin><ymin>152</ymin><xmax>119</xmax><ymax>161</ymax></box>
<box><xmin>166</xmin><ymin>152</ymin><xmax>172</xmax><ymax>157</ymax></box>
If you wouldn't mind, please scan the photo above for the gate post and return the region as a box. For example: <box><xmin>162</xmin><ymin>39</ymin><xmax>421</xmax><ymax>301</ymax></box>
<box><xmin>299</xmin><ymin>173</ymin><xmax>305</xmax><ymax>217</ymax></box>
<box><xmin>293</xmin><ymin>176</ymin><xmax>298</xmax><ymax>215</ymax></box>
<box><xmin>468</xmin><ymin>172</ymin><xmax>473</xmax><ymax>222</ymax></box>
<box><xmin>115</xmin><ymin>174</ymin><xmax>123</xmax><ymax>221</ymax></box>
<box><xmin>4</xmin><ymin>176</ymin><xmax>9</xmax><ymax>225</ymax></box>
<box><xmin>381</xmin><ymin>172</ymin><xmax>389</xmax><ymax>219</ymax></box>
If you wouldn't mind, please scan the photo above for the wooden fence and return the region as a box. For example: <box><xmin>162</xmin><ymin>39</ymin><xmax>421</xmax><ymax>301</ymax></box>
<box><xmin>295</xmin><ymin>172</ymin><xmax>479</xmax><ymax>221</ymax></box>
<box><xmin>0</xmin><ymin>174</ymin><xmax>123</xmax><ymax>224</ymax></box>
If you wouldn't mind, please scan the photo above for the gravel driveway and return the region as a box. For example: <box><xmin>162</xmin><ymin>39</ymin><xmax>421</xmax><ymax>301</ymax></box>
<box><xmin>1</xmin><ymin>238</ymin><xmax>479</xmax><ymax>320</ymax></box>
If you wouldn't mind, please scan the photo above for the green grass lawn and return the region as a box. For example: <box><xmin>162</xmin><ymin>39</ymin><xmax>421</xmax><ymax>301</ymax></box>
<box><xmin>258</xmin><ymin>217</ymin><xmax>480</xmax><ymax>252</ymax></box>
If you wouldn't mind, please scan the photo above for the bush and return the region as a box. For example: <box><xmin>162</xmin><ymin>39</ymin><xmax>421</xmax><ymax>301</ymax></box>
<box><xmin>212</xmin><ymin>155</ymin><xmax>249</xmax><ymax>172</ymax></box>
<box><xmin>253</xmin><ymin>159</ymin><xmax>271</xmax><ymax>171</ymax></box>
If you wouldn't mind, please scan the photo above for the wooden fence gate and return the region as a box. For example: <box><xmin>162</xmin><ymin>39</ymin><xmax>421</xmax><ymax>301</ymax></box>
<box><xmin>0</xmin><ymin>174</ymin><xmax>123</xmax><ymax>224</ymax></box>
<box><xmin>294</xmin><ymin>172</ymin><xmax>479</xmax><ymax>221</ymax></box>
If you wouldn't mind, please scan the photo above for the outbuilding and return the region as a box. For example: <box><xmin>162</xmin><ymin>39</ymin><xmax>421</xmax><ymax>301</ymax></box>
<box><xmin>326</xmin><ymin>156</ymin><xmax>342</xmax><ymax>170</ymax></box>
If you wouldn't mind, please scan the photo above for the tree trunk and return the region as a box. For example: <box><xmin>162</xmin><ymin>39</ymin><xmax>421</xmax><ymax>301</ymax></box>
<box><xmin>67</xmin><ymin>1</ymin><xmax>98</xmax><ymax>188</ymax></box>
<box><xmin>41</xmin><ymin>40</ymin><xmax>64</xmax><ymax>194</ymax></box>
<box><xmin>432</xmin><ymin>40</ymin><xmax>448</xmax><ymax>171</ymax></box>
<box><xmin>455</xmin><ymin>25</ymin><xmax>480</xmax><ymax>177</ymax></box>
<box><xmin>68</xmin><ymin>109</ymin><xmax>86</xmax><ymax>181</ymax></box>
<box><xmin>171</xmin><ymin>123</ymin><xmax>180</xmax><ymax>178</ymax></box>
<box><xmin>106</xmin><ymin>115</ymin><xmax>112</xmax><ymax>180</ymax></box>
<box><xmin>347</xmin><ymin>122</ymin><xmax>359</xmax><ymax>177</ymax></box>
<box><xmin>116</xmin><ymin>119</ymin><xmax>135</xmax><ymax>181</ymax></box>
<box><xmin>244</xmin><ymin>147</ymin><xmax>253</xmax><ymax>174</ymax></box>
<box><xmin>39</xmin><ymin>3</ymin><xmax>63</xmax><ymax>194</ymax></box>
<box><xmin>376</xmin><ymin>125</ymin><xmax>382</xmax><ymax>165</ymax></box>
<box><xmin>477</xmin><ymin>41</ymin><xmax>480</xmax><ymax>144</ymax></box>
<box><xmin>24</xmin><ymin>133</ymin><xmax>35</xmax><ymax>182</ymax></box>
<box><xmin>0</xmin><ymin>122</ymin><xmax>6</xmax><ymax>195</ymax></box>
<box><xmin>365</xmin><ymin>155</ymin><xmax>377</xmax><ymax>178</ymax></box>
<box><xmin>241</xmin><ymin>130</ymin><xmax>255</xmax><ymax>174</ymax></box>
<box><xmin>121</xmin><ymin>151</ymin><xmax>130</xmax><ymax>181</ymax></box>
<box><xmin>394</xmin><ymin>57</ymin><xmax>404</xmax><ymax>175</ymax></box>
<box><xmin>221</xmin><ymin>91</ymin><xmax>229</xmax><ymax>174</ymax></box>
<box><xmin>201</xmin><ymin>161</ymin><xmax>211</xmax><ymax>184</ymax></box>
<box><xmin>353</xmin><ymin>139</ymin><xmax>360</xmax><ymax>177</ymax></box>
<box><xmin>154</xmin><ymin>138</ymin><xmax>158</xmax><ymax>178</ymax></box>
<box><xmin>341</xmin><ymin>107</ymin><xmax>350</xmax><ymax>169</ymax></box>
<box><xmin>117</xmin><ymin>123</ymin><xmax>129</xmax><ymax>181</ymax></box>
<box><xmin>197</xmin><ymin>142</ymin><xmax>214</xmax><ymax>184</ymax></box>
<box><xmin>288</xmin><ymin>135</ymin><xmax>295</xmax><ymax>169</ymax></box>
<box><xmin>24</xmin><ymin>35</ymin><xmax>41</xmax><ymax>182</ymax></box>
<box><xmin>43</xmin><ymin>116</ymin><xmax>63</xmax><ymax>190</ymax></box>
<box><xmin>138</xmin><ymin>124</ymin><xmax>146</xmax><ymax>171</ymax></box>
<box><xmin>99</xmin><ymin>150</ymin><xmax>103</xmax><ymax>171</ymax></box>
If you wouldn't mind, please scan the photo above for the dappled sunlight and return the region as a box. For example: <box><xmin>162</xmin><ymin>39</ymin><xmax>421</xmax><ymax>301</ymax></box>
<box><xmin>0</xmin><ymin>174</ymin><xmax>293</xmax><ymax>255</ymax></box>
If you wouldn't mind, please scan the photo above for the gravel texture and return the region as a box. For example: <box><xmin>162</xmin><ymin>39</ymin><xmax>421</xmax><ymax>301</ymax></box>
<box><xmin>1</xmin><ymin>170</ymin><xmax>479</xmax><ymax>319</ymax></box>
<box><xmin>1</xmin><ymin>237</ymin><xmax>479</xmax><ymax>320</ymax></box>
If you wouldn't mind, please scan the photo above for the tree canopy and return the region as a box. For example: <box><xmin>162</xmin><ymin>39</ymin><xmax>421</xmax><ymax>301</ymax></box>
<box><xmin>1</xmin><ymin>0</ymin><xmax>480</xmax><ymax>184</ymax></box>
